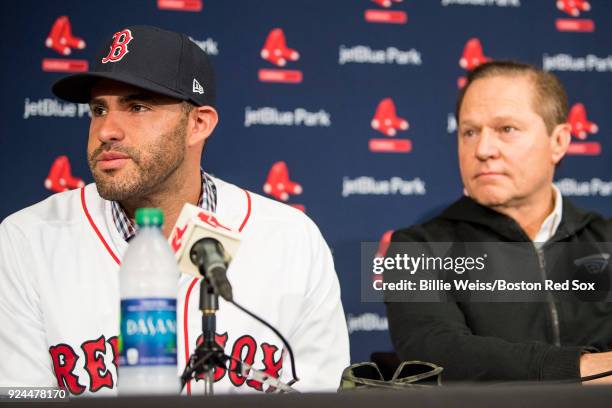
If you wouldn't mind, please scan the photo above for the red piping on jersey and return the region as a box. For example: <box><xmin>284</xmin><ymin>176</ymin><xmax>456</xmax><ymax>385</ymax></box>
<box><xmin>183</xmin><ymin>189</ymin><xmax>252</xmax><ymax>394</ymax></box>
<box><xmin>81</xmin><ymin>187</ymin><xmax>121</xmax><ymax>266</ymax></box>
<box><xmin>239</xmin><ymin>190</ymin><xmax>252</xmax><ymax>233</ymax></box>
<box><xmin>183</xmin><ymin>278</ymin><xmax>198</xmax><ymax>395</ymax></box>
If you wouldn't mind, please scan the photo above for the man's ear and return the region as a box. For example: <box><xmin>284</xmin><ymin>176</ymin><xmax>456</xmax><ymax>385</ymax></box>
<box><xmin>550</xmin><ymin>122</ymin><xmax>571</xmax><ymax>165</ymax></box>
<box><xmin>187</xmin><ymin>105</ymin><xmax>218</xmax><ymax>147</ymax></box>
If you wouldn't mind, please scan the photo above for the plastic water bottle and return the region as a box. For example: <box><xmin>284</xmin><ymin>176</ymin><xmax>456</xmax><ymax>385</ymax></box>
<box><xmin>118</xmin><ymin>208</ymin><xmax>179</xmax><ymax>395</ymax></box>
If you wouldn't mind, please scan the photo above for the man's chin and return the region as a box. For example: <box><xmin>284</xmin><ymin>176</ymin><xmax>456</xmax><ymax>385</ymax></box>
<box><xmin>475</xmin><ymin>197</ymin><xmax>510</xmax><ymax>208</ymax></box>
<box><xmin>96</xmin><ymin>185</ymin><xmax>135</xmax><ymax>202</ymax></box>
<box><xmin>468</xmin><ymin>189</ymin><xmax>512</xmax><ymax>208</ymax></box>
<box><xmin>92</xmin><ymin>173</ymin><xmax>141</xmax><ymax>202</ymax></box>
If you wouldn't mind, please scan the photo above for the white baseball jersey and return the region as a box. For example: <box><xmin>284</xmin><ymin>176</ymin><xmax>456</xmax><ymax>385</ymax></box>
<box><xmin>0</xmin><ymin>176</ymin><xmax>350</xmax><ymax>395</ymax></box>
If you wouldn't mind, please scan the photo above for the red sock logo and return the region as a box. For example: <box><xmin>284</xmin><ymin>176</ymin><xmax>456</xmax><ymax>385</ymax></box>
<box><xmin>263</xmin><ymin>161</ymin><xmax>302</xmax><ymax>202</ymax></box>
<box><xmin>459</xmin><ymin>38</ymin><xmax>490</xmax><ymax>71</ymax></box>
<box><xmin>568</xmin><ymin>103</ymin><xmax>598</xmax><ymax>140</ymax></box>
<box><xmin>45</xmin><ymin>156</ymin><xmax>85</xmax><ymax>193</ymax></box>
<box><xmin>557</xmin><ymin>0</ymin><xmax>591</xmax><ymax>17</ymax></box>
<box><xmin>45</xmin><ymin>16</ymin><xmax>86</xmax><ymax>56</ymax></box>
<box><xmin>371</xmin><ymin>98</ymin><xmax>409</xmax><ymax>137</ymax></box>
<box><xmin>260</xmin><ymin>29</ymin><xmax>300</xmax><ymax>67</ymax></box>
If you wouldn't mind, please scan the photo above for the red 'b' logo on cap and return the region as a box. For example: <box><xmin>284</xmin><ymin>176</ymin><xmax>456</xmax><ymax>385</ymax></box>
<box><xmin>101</xmin><ymin>29</ymin><xmax>133</xmax><ymax>63</ymax></box>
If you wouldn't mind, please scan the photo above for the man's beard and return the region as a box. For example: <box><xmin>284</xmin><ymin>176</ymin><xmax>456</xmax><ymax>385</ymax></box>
<box><xmin>88</xmin><ymin>116</ymin><xmax>187</xmax><ymax>202</ymax></box>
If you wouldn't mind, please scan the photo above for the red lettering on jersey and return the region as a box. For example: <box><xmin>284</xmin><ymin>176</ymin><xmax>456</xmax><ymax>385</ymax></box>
<box><xmin>247</xmin><ymin>343</ymin><xmax>284</xmax><ymax>391</ymax></box>
<box><xmin>195</xmin><ymin>332</ymin><xmax>229</xmax><ymax>381</ymax></box>
<box><xmin>49</xmin><ymin>344</ymin><xmax>86</xmax><ymax>395</ymax></box>
<box><xmin>197</xmin><ymin>212</ymin><xmax>231</xmax><ymax>231</ymax></box>
<box><xmin>101</xmin><ymin>29</ymin><xmax>133</xmax><ymax>63</ymax></box>
<box><xmin>228</xmin><ymin>335</ymin><xmax>257</xmax><ymax>386</ymax></box>
<box><xmin>107</xmin><ymin>336</ymin><xmax>120</xmax><ymax>372</ymax></box>
<box><xmin>81</xmin><ymin>335</ymin><xmax>113</xmax><ymax>392</ymax></box>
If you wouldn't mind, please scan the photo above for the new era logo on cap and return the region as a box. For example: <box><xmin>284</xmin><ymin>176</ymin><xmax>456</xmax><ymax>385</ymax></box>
<box><xmin>193</xmin><ymin>78</ymin><xmax>204</xmax><ymax>94</ymax></box>
<box><xmin>51</xmin><ymin>25</ymin><xmax>216</xmax><ymax>107</ymax></box>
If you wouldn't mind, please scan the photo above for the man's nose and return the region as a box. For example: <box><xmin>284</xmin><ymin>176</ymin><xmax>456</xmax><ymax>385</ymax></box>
<box><xmin>95</xmin><ymin>112</ymin><xmax>125</xmax><ymax>144</ymax></box>
<box><xmin>475</xmin><ymin>128</ymin><xmax>500</xmax><ymax>160</ymax></box>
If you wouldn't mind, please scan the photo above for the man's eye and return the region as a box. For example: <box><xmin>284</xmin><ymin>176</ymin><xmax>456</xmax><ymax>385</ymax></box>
<box><xmin>91</xmin><ymin>106</ymin><xmax>106</xmax><ymax>116</ymax></box>
<box><xmin>462</xmin><ymin>129</ymin><xmax>475</xmax><ymax>137</ymax></box>
<box><xmin>501</xmin><ymin>126</ymin><xmax>516</xmax><ymax>133</ymax></box>
<box><xmin>131</xmin><ymin>104</ymin><xmax>150</xmax><ymax>113</ymax></box>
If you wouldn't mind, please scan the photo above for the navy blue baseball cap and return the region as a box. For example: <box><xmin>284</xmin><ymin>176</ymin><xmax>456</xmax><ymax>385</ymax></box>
<box><xmin>52</xmin><ymin>25</ymin><xmax>216</xmax><ymax>107</ymax></box>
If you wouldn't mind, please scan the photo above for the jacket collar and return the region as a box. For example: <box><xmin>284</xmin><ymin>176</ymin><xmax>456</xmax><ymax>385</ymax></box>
<box><xmin>553</xmin><ymin>198</ymin><xmax>600</xmax><ymax>241</ymax></box>
<box><xmin>438</xmin><ymin>194</ymin><xmax>597</xmax><ymax>242</ymax></box>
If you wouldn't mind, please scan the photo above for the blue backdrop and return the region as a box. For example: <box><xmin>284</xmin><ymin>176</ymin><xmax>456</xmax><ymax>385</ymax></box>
<box><xmin>1</xmin><ymin>0</ymin><xmax>611</xmax><ymax>363</ymax></box>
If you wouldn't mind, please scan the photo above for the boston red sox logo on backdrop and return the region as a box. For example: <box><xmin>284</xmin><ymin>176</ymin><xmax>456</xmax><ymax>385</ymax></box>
<box><xmin>42</xmin><ymin>16</ymin><xmax>88</xmax><ymax>73</ymax></box>
<box><xmin>45</xmin><ymin>16</ymin><xmax>86</xmax><ymax>56</ymax></box>
<box><xmin>263</xmin><ymin>161</ymin><xmax>305</xmax><ymax>212</ymax></box>
<box><xmin>566</xmin><ymin>102</ymin><xmax>601</xmax><ymax>156</ymax></box>
<box><xmin>369</xmin><ymin>98</ymin><xmax>412</xmax><ymax>153</ymax></box>
<box><xmin>258</xmin><ymin>28</ymin><xmax>303</xmax><ymax>84</ymax></box>
<box><xmin>263</xmin><ymin>161</ymin><xmax>303</xmax><ymax>202</ymax></box>
<box><xmin>102</xmin><ymin>29</ymin><xmax>134</xmax><ymax>63</ymax></box>
<box><xmin>555</xmin><ymin>0</ymin><xmax>595</xmax><ymax>32</ymax></box>
<box><xmin>45</xmin><ymin>156</ymin><xmax>85</xmax><ymax>193</ymax></box>
<box><xmin>457</xmin><ymin>38</ymin><xmax>491</xmax><ymax>89</ymax></box>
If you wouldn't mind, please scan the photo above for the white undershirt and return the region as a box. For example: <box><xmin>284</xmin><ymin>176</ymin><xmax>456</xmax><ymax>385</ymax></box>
<box><xmin>533</xmin><ymin>185</ymin><xmax>563</xmax><ymax>243</ymax></box>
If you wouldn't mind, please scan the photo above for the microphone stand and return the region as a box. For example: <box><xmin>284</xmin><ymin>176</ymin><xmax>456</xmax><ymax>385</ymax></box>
<box><xmin>199</xmin><ymin>270</ymin><xmax>220</xmax><ymax>396</ymax></box>
<box><xmin>180</xmin><ymin>259</ymin><xmax>229</xmax><ymax>396</ymax></box>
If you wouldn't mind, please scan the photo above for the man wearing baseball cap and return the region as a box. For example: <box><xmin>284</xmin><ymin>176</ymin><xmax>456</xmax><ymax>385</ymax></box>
<box><xmin>0</xmin><ymin>26</ymin><xmax>349</xmax><ymax>394</ymax></box>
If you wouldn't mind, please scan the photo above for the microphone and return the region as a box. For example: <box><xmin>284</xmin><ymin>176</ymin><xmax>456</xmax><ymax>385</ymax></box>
<box><xmin>169</xmin><ymin>203</ymin><xmax>241</xmax><ymax>301</ymax></box>
<box><xmin>190</xmin><ymin>238</ymin><xmax>233</xmax><ymax>301</ymax></box>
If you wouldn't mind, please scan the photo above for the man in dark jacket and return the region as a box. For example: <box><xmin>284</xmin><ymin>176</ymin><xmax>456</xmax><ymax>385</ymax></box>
<box><xmin>386</xmin><ymin>61</ymin><xmax>612</xmax><ymax>383</ymax></box>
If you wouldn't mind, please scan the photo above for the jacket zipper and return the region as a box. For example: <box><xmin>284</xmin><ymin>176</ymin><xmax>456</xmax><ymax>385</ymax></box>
<box><xmin>535</xmin><ymin>246</ymin><xmax>561</xmax><ymax>346</ymax></box>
